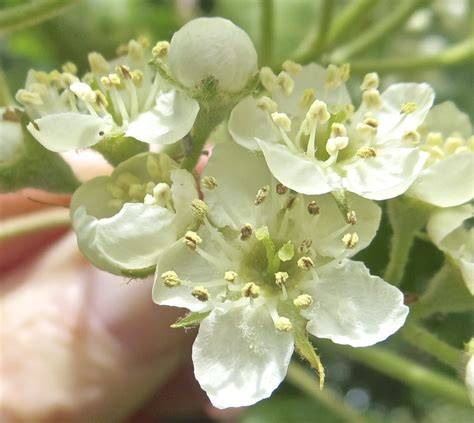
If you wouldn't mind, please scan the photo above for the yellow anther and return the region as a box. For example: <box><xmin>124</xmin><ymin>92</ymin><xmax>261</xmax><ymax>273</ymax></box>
<box><xmin>298</xmin><ymin>239</ymin><xmax>313</xmax><ymax>254</ymax></box>
<box><xmin>161</xmin><ymin>271</ymin><xmax>182</xmax><ymax>287</ymax></box>
<box><xmin>70</xmin><ymin>82</ymin><xmax>96</xmax><ymax>103</ymax></box>
<box><xmin>201</xmin><ymin>176</ymin><xmax>217</xmax><ymax>190</ymax></box>
<box><xmin>240</xmin><ymin>223</ymin><xmax>253</xmax><ymax>241</ymax></box>
<box><xmin>360</xmin><ymin>72</ymin><xmax>379</xmax><ymax>91</ymax></box>
<box><xmin>346</xmin><ymin>210</ymin><xmax>357</xmax><ymax>225</ymax></box>
<box><xmin>257</xmin><ymin>96</ymin><xmax>278</xmax><ymax>113</ymax></box>
<box><xmin>325</xmin><ymin>64</ymin><xmax>340</xmax><ymax>88</ymax></box>
<box><xmin>285</xmin><ymin>195</ymin><xmax>298</xmax><ymax>210</ymax></box>
<box><xmin>128</xmin><ymin>39</ymin><xmax>144</xmax><ymax>62</ymax></box>
<box><xmin>33</xmin><ymin>71</ymin><xmax>50</xmax><ymax>85</ymax></box>
<box><xmin>307</xmin><ymin>100</ymin><xmax>330</xmax><ymax>124</ymax></box>
<box><xmin>116</xmin><ymin>65</ymin><xmax>132</xmax><ymax>80</ymax></box>
<box><xmin>116</xmin><ymin>43</ymin><xmax>129</xmax><ymax>56</ymax></box>
<box><xmin>444</xmin><ymin>136</ymin><xmax>464</xmax><ymax>154</ymax></box>
<box><xmin>282</xmin><ymin>60</ymin><xmax>302</xmax><ymax>76</ymax></box>
<box><xmin>260</xmin><ymin>66</ymin><xmax>277</xmax><ymax>92</ymax></box>
<box><xmin>299</xmin><ymin>88</ymin><xmax>316</xmax><ymax>109</ymax></box>
<box><xmin>224</xmin><ymin>271</ymin><xmax>238</xmax><ymax>283</ymax></box>
<box><xmin>274</xmin><ymin>316</ymin><xmax>293</xmax><ymax>332</ymax></box>
<box><xmin>297</xmin><ymin>256</ymin><xmax>314</xmax><ymax>270</ymax></box>
<box><xmin>276</xmin><ymin>183</ymin><xmax>288</xmax><ymax>195</ymax></box>
<box><xmin>191</xmin><ymin>199</ymin><xmax>208</xmax><ymax>220</ymax></box>
<box><xmin>275</xmin><ymin>271</ymin><xmax>289</xmax><ymax>287</ymax></box>
<box><xmin>429</xmin><ymin>146</ymin><xmax>445</xmax><ymax>161</ymax></box>
<box><xmin>401</xmin><ymin>102</ymin><xmax>417</xmax><ymax>114</ymax></box>
<box><xmin>271</xmin><ymin>112</ymin><xmax>292</xmax><ymax>132</ymax></box>
<box><xmin>15</xmin><ymin>89</ymin><xmax>42</xmax><ymax>106</ymax></box>
<box><xmin>88</xmin><ymin>52</ymin><xmax>110</xmax><ymax>74</ymax></box>
<box><xmin>331</xmin><ymin>122</ymin><xmax>347</xmax><ymax>138</ymax></box>
<box><xmin>94</xmin><ymin>90</ymin><xmax>109</xmax><ymax>107</ymax></box>
<box><xmin>138</xmin><ymin>36</ymin><xmax>150</xmax><ymax>48</ymax></box>
<box><xmin>276</xmin><ymin>71</ymin><xmax>295</xmax><ymax>96</ymax></box>
<box><xmin>153</xmin><ymin>183</ymin><xmax>172</xmax><ymax>206</ymax></box>
<box><xmin>339</xmin><ymin>63</ymin><xmax>351</xmax><ymax>82</ymax></box>
<box><xmin>293</xmin><ymin>294</ymin><xmax>314</xmax><ymax>310</ymax></box>
<box><xmin>184</xmin><ymin>231</ymin><xmax>202</xmax><ymax>250</ymax></box>
<box><xmin>326</xmin><ymin>136</ymin><xmax>349</xmax><ymax>155</ymax></box>
<box><xmin>307</xmin><ymin>201</ymin><xmax>320</xmax><ymax>215</ymax></box>
<box><xmin>455</xmin><ymin>146</ymin><xmax>470</xmax><ymax>154</ymax></box>
<box><xmin>108</xmin><ymin>73</ymin><xmax>123</xmax><ymax>88</ymax></box>
<box><xmin>342</xmin><ymin>232</ymin><xmax>359</xmax><ymax>248</ymax></box>
<box><xmin>62</xmin><ymin>61</ymin><xmax>77</xmax><ymax>75</ymax></box>
<box><xmin>255</xmin><ymin>185</ymin><xmax>270</xmax><ymax>205</ymax></box>
<box><xmin>426</xmin><ymin>132</ymin><xmax>443</xmax><ymax>146</ymax></box>
<box><xmin>192</xmin><ymin>286</ymin><xmax>210</xmax><ymax>302</ymax></box>
<box><xmin>100</xmin><ymin>76</ymin><xmax>112</xmax><ymax>88</ymax></box>
<box><xmin>363</xmin><ymin>89</ymin><xmax>383</xmax><ymax>109</ymax></box>
<box><xmin>356</xmin><ymin>147</ymin><xmax>377</xmax><ymax>158</ymax></box>
<box><xmin>242</xmin><ymin>282</ymin><xmax>260</xmax><ymax>299</ymax></box>
<box><xmin>152</xmin><ymin>41</ymin><xmax>170</xmax><ymax>59</ymax></box>
<box><xmin>403</xmin><ymin>130</ymin><xmax>420</xmax><ymax>144</ymax></box>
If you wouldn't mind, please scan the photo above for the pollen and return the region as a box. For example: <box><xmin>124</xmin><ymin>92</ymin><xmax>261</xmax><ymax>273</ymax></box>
<box><xmin>161</xmin><ymin>271</ymin><xmax>182</xmax><ymax>287</ymax></box>
<box><xmin>356</xmin><ymin>147</ymin><xmax>377</xmax><ymax>158</ymax></box>
<box><xmin>293</xmin><ymin>294</ymin><xmax>314</xmax><ymax>310</ymax></box>
<box><xmin>346</xmin><ymin>210</ymin><xmax>358</xmax><ymax>225</ymax></box>
<box><xmin>274</xmin><ymin>316</ymin><xmax>293</xmax><ymax>332</ymax></box>
<box><xmin>276</xmin><ymin>183</ymin><xmax>289</xmax><ymax>195</ymax></box>
<box><xmin>342</xmin><ymin>232</ymin><xmax>359</xmax><ymax>248</ymax></box>
<box><xmin>201</xmin><ymin>176</ymin><xmax>218</xmax><ymax>190</ymax></box>
<box><xmin>255</xmin><ymin>185</ymin><xmax>270</xmax><ymax>205</ymax></box>
<box><xmin>152</xmin><ymin>41</ymin><xmax>170</xmax><ymax>58</ymax></box>
<box><xmin>184</xmin><ymin>231</ymin><xmax>202</xmax><ymax>250</ymax></box>
<box><xmin>192</xmin><ymin>286</ymin><xmax>210</xmax><ymax>302</ymax></box>
<box><xmin>191</xmin><ymin>199</ymin><xmax>209</xmax><ymax>220</ymax></box>
<box><xmin>307</xmin><ymin>201</ymin><xmax>320</xmax><ymax>215</ymax></box>
<box><xmin>240</xmin><ymin>223</ymin><xmax>253</xmax><ymax>240</ymax></box>
<box><xmin>275</xmin><ymin>272</ymin><xmax>289</xmax><ymax>287</ymax></box>
<box><xmin>297</xmin><ymin>256</ymin><xmax>314</xmax><ymax>270</ymax></box>
<box><xmin>242</xmin><ymin>282</ymin><xmax>260</xmax><ymax>299</ymax></box>
<box><xmin>224</xmin><ymin>270</ymin><xmax>238</xmax><ymax>283</ymax></box>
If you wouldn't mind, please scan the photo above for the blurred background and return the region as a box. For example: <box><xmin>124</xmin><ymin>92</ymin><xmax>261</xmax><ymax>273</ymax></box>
<box><xmin>1</xmin><ymin>0</ymin><xmax>473</xmax><ymax>422</ymax></box>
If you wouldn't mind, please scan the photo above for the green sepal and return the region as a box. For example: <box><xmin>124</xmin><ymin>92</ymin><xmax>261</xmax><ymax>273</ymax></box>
<box><xmin>0</xmin><ymin>111</ymin><xmax>80</xmax><ymax>194</ymax></box>
<box><xmin>171</xmin><ymin>311</ymin><xmax>211</xmax><ymax>329</ymax></box>
<box><xmin>93</xmin><ymin>134</ymin><xmax>149</xmax><ymax>167</ymax></box>
<box><xmin>120</xmin><ymin>265</ymin><xmax>156</xmax><ymax>279</ymax></box>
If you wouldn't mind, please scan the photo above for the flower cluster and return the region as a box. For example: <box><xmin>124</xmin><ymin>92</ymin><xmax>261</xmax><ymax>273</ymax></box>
<box><xmin>5</xmin><ymin>16</ymin><xmax>473</xmax><ymax>410</ymax></box>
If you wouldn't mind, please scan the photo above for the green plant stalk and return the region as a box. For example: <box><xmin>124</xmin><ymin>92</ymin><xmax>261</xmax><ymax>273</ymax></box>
<box><xmin>286</xmin><ymin>362</ymin><xmax>368</xmax><ymax>423</ymax></box>
<box><xmin>0</xmin><ymin>0</ymin><xmax>80</xmax><ymax>37</ymax></box>
<box><xmin>350</xmin><ymin>38</ymin><xmax>474</xmax><ymax>73</ymax></box>
<box><xmin>293</xmin><ymin>0</ymin><xmax>335</xmax><ymax>63</ymax></box>
<box><xmin>260</xmin><ymin>0</ymin><xmax>275</xmax><ymax>67</ymax></box>
<box><xmin>326</xmin><ymin>0</ymin><xmax>378</xmax><ymax>48</ymax></box>
<box><xmin>321</xmin><ymin>342</ymin><xmax>471</xmax><ymax>407</ymax></box>
<box><xmin>0</xmin><ymin>208</ymin><xmax>70</xmax><ymax>241</ymax></box>
<box><xmin>399</xmin><ymin>322</ymin><xmax>465</xmax><ymax>371</ymax></box>
<box><xmin>0</xmin><ymin>68</ymin><xmax>13</xmax><ymax>106</ymax></box>
<box><xmin>331</xmin><ymin>0</ymin><xmax>431</xmax><ymax>62</ymax></box>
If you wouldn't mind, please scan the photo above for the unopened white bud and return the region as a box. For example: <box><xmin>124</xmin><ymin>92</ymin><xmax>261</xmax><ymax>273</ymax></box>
<box><xmin>168</xmin><ymin>17</ymin><xmax>257</xmax><ymax>92</ymax></box>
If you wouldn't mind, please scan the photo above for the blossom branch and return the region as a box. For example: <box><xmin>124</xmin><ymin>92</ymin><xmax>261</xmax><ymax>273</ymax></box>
<box><xmin>286</xmin><ymin>362</ymin><xmax>368</xmax><ymax>423</ymax></box>
<box><xmin>0</xmin><ymin>208</ymin><xmax>70</xmax><ymax>241</ymax></box>
<box><xmin>0</xmin><ymin>0</ymin><xmax>80</xmax><ymax>37</ymax></box>
<box><xmin>330</xmin><ymin>0</ymin><xmax>431</xmax><ymax>63</ymax></box>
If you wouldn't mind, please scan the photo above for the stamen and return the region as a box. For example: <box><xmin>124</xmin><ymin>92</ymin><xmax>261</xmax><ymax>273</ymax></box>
<box><xmin>153</xmin><ymin>183</ymin><xmax>172</xmax><ymax>206</ymax></box>
<box><xmin>276</xmin><ymin>71</ymin><xmax>294</xmax><ymax>96</ymax></box>
<box><xmin>161</xmin><ymin>271</ymin><xmax>182</xmax><ymax>287</ymax></box>
<box><xmin>240</xmin><ymin>223</ymin><xmax>253</xmax><ymax>240</ymax></box>
<box><xmin>257</xmin><ymin>96</ymin><xmax>278</xmax><ymax>113</ymax></box>
<box><xmin>276</xmin><ymin>183</ymin><xmax>288</xmax><ymax>195</ymax></box>
<box><xmin>426</xmin><ymin>132</ymin><xmax>443</xmax><ymax>146</ymax></box>
<box><xmin>346</xmin><ymin>210</ymin><xmax>357</xmax><ymax>225</ymax></box>
<box><xmin>293</xmin><ymin>294</ymin><xmax>314</xmax><ymax>310</ymax></box>
<box><xmin>297</xmin><ymin>256</ymin><xmax>314</xmax><ymax>270</ymax></box>
<box><xmin>402</xmin><ymin>130</ymin><xmax>420</xmax><ymax>144</ymax></box>
<box><xmin>274</xmin><ymin>316</ymin><xmax>293</xmax><ymax>332</ymax></box>
<box><xmin>224</xmin><ymin>271</ymin><xmax>238</xmax><ymax>283</ymax></box>
<box><xmin>62</xmin><ymin>62</ymin><xmax>77</xmax><ymax>75</ymax></box>
<box><xmin>342</xmin><ymin>232</ymin><xmax>359</xmax><ymax>248</ymax></box>
<box><xmin>242</xmin><ymin>282</ymin><xmax>260</xmax><ymax>299</ymax></box>
<box><xmin>184</xmin><ymin>231</ymin><xmax>202</xmax><ymax>250</ymax></box>
<box><xmin>362</xmin><ymin>89</ymin><xmax>383</xmax><ymax>109</ymax></box>
<box><xmin>360</xmin><ymin>72</ymin><xmax>379</xmax><ymax>91</ymax></box>
<box><xmin>307</xmin><ymin>201</ymin><xmax>320</xmax><ymax>215</ymax></box>
<box><xmin>191</xmin><ymin>286</ymin><xmax>210</xmax><ymax>302</ymax></box>
<box><xmin>271</xmin><ymin>112</ymin><xmax>291</xmax><ymax>132</ymax></box>
<box><xmin>191</xmin><ymin>199</ymin><xmax>209</xmax><ymax>220</ymax></box>
<box><xmin>201</xmin><ymin>176</ymin><xmax>218</xmax><ymax>190</ymax></box>
<box><xmin>274</xmin><ymin>271</ymin><xmax>289</xmax><ymax>287</ymax></box>
<box><xmin>16</xmin><ymin>89</ymin><xmax>42</xmax><ymax>106</ymax></box>
<box><xmin>444</xmin><ymin>136</ymin><xmax>464</xmax><ymax>154</ymax></box>
<box><xmin>255</xmin><ymin>185</ymin><xmax>270</xmax><ymax>205</ymax></box>
<box><xmin>356</xmin><ymin>147</ymin><xmax>377</xmax><ymax>158</ymax></box>
<box><xmin>260</xmin><ymin>67</ymin><xmax>277</xmax><ymax>92</ymax></box>
<box><xmin>152</xmin><ymin>41</ymin><xmax>170</xmax><ymax>59</ymax></box>
<box><xmin>282</xmin><ymin>60</ymin><xmax>302</xmax><ymax>76</ymax></box>
<box><xmin>299</xmin><ymin>88</ymin><xmax>316</xmax><ymax>109</ymax></box>
<box><xmin>88</xmin><ymin>52</ymin><xmax>110</xmax><ymax>74</ymax></box>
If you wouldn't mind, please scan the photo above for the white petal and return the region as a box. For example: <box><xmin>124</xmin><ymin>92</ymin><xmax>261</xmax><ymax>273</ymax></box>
<box><xmin>72</xmin><ymin>202</ymin><xmax>176</xmax><ymax>274</ymax></box>
<box><xmin>466</xmin><ymin>355</ymin><xmax>474</xmax><ymax>405</ymax></box>
<box><xmin>204</xmin><ymin>142</ymin><xmax>273</xmax><ymax>229</ymax></box>
<box><xmin>193</xmin><ymin>305</ymin><xmax>294</xmax><ymax>408</ymax></box>
<box><xmin>423</xmin><ymin>101</ymin><xmax>472</xmax><ymax>138</ymax></box>
<box><xmin>228</xmin><ymin>96</ymin><xmax>280</xmax><ymax>150</ymax></box>
<box><xmin>302</xmin><ymin>260</ymin><xmax>408</xmax><ymax>347</ymax></box>
<box><xmin>27</xmin><ymin>112</ymin><xmax>112</xmax><ymax>152</ymax></box>
<box><xmin>273</xmin><ymin>63</ymin><xmax>351</xmax><ymax>117</ymax></box>
<box><xmin>408</xmin><ymin>152</ymin><xmax>474</xmax><ymax>207</ymax></box>
<box><xmin>303</xmin><ymin>193</ymin><xmax>381</xmax><ymax>258</ymax></box>
<box><xmin>257</xmin><ymin>139</ymin><xmax>332</xmax><ymax>195</ymax></box>
<box><xmin>427</xmin><ymin>204</ymin><xmax>472</xmax><ymax>247</ymax></box>
<box><xmin>126</xmin><ymin>90</ymin><xmax>199</xmax><ymax>145</ymax></box>
<box><xmin>374</xmin><ymin>83</ymin><xmax>435</xmax><ymax>142</ymax></box>
<box><xmin>343</xmin><ymin>147</ymin><xmax>427</xmax><ymax>200</ymax></box>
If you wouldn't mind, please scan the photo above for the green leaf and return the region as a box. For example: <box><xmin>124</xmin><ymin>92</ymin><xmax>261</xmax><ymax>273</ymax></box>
<box><xmin>0</xmin><ymin>111</ymin><xmax>80</xmax><ymax>194</ymax></box>
<box><xmin>171</xmin><ymin>311</ymin><xmax>211</xmax><ymax>329</ymax></box>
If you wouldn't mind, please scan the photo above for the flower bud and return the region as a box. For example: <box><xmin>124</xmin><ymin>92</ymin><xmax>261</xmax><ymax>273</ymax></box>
<box><xmin>168</xmin><ymin>17</ymin><xmax>258</xmax><ymax>93</ymax></box>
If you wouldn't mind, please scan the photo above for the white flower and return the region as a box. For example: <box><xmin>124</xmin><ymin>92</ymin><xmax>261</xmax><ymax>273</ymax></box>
<box><xmin>153</xmin><ymin>142</ymin><xmax>408</xmax><ymax>408</ymax></box>
<box><xmin>15</xmin><ymin>39</ymin><xmax>199</xmax><ymax>153</ymax></box>
<box><xmin>168</xmin><ymin>17</ymin><xmax>258</xmax><ymax>93</ymax></box>
<box><xmin>427</xmin><ymin>203</ymin><xmax>474</xmax><ymax>294</ymax></box>
<box><xmin>407</xmin><ymin>102</ymin><xmax>474</xmax><ymax>207</ymax></box>
<box><xmin>229</xmin><ymin>64</ymin><xmax>434</xmax><ymax>200</ymax></box>
<box><xmin>70</xmin><ymin>152</ymin><xmax>198</xmax><ymax>275</ymax></box>
<box><xmin>0</xmin><ymin>107</ymin><xmax>23</xmax><ymax>162</ymax></box>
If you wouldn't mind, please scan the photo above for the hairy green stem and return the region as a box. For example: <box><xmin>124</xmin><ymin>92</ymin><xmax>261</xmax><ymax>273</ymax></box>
<box><xmin>330</xmin><ymin>0</ymin><xmax>431</xmax><ymax>62</ymax></box>
<box><xmin>0</xmin><ymin>0</ymin><xmax>80</xmax><ymax>37</ymax></box>
<box><xmin>0</xmin><ymin>208</ymin><xmax>70</xmax><ymax>241</ymax></box>
<box><xmin>293</xmin><ymin>0</ymin><xmax>334</xmax><ymax>63</ymax></box>
<box><xmin>286</xmin><ymin>362</ymin><xmax>368</xmax><ymax>423</ymax></box>
<box><xmin>350</xmin><ymin>38</ymin><xmax>474</xmax><ymax>73</ymax></box>
<box><xmin>260</xmin><ymin>0</ymin><xmax>275</xmax><ymax>66</ymax></box>
<box><xmin>321</xmin><ymin>342</ymin><xmax>471</xmax><ymax>407</ymax></box>
<box><xmin>400</xmin><ymin>322</ymin><xmax>465</xmax><ymax>371</ymax></box>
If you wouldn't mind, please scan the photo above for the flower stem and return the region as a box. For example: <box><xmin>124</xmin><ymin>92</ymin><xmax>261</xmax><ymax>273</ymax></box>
<box><xmin>260</xmin><ymin>0</ymin><xmax>275</xmax><ymax>67</ymax></box>
<box><xmin>0</xmin><ymin>68</ymin><xmax>13</xmax><ymax>107</ymax></box>
<box><xmin>320</xmin><ymin>341</ymin><xmax>471</xmax><ymax>407</ymax></box>
<box><xmin>293</xmin><ymin>0</ymin><xmax>335</xmax><ymax>63</ymax></box>
<box><xmin>0</xmin><ymin>0</ymin><xmax>80</xmax><ymax>37</ymax></box>
<box><xmin>286</xmin><ymin>362</ymin><xmax>368</xmax><ymax>423</ymax></box>
<box><xmin>350</xmin><ymin>38</ymin><xmax>474</xmax><ymax>73</ymax></box>
<box><xmin>330</xmin><ymin>0</ymin><xmax>431</xmax><ymax>62</ymax></box>
<box><xmin>0</xmin><ymin>208</ymin><xmax>70</xmax><ymax>241</ymax></box>
<box><xmin>399</xmin><ymin>321</ymin><xmax>466</xmax><ymax>371</ymax></box>
<box><xmin>384</xmin><ymin>197</ymin><xmax>432</xmax><ymax>287</ymax></box>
